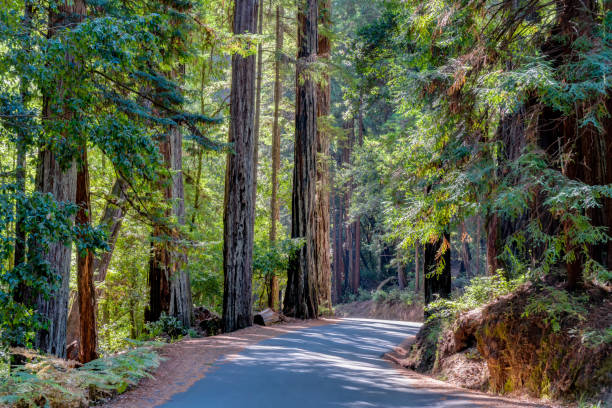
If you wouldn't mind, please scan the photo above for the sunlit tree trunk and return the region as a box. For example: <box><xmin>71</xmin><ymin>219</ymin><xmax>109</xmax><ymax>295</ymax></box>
<box><xmin>267</xmin><ymin>5</ymin><xmax>284</xmax><ymax>311</ymax></box>
<box><xmin>253</xmin><ymin>0</ymin><xmax>264</xmax><ymax>206</ymax></box>
<box><xmin>315</xmin><ymin>0</ymin><xmax>332</xmax><ymax>310</ymax></box>
<box><xmin>223</xmin><ymin>0</ymin><xmax>257</xmax><ymax>331</ymax></box>
<box><xmin>284</xmin><ymin>0</ymin><xmax>319</xmax><ymax>319</ymax></box>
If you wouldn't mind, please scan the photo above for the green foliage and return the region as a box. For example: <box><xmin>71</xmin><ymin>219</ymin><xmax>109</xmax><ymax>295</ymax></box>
<box><xmin>253</xmin><ymin>238</ymin><xmax>304</xmax><ymax>280</ymax></box>
<box><xmin>372</xmin><ymin>290</ymin><xmax>387</xmax><ymax>303</ymax></box>
<box><xmin>0</xmin><ymin>345</ymin><xmax>161</xmax><ymax>407</ymax></box>
<box><xmin>426</xmin><ymin>272</ymin><xmax>523</xmax><ymax>321</ymax></box>
<box><xmin>522</xmin><ymin>286</ymin><xmax>588</xmax><ymax>333</ymax></box>
<box><xmin>144</xmin><ymin>313</ymin><xmax>189</xmax><ymax>340</ymax></box>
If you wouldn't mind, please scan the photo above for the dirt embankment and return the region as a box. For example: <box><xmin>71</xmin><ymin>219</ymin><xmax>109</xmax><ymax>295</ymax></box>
<box><xmin>334</xmin><ymin>300</ymin><xmax>423</xmax><ymax>322</ymax></box>
<box><xmin>387</xmin><ymin>281</ymin><xmax>612</xmax><ymax>403</ymax></box>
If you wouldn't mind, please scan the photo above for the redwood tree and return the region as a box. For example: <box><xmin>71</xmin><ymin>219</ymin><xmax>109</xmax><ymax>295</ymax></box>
<box><xmin>75</xmin><ymin>148</ymin><xmax>97</xmax><ymax>363</ymax></box>
<box><xmin>223</xmin><ymin>0</ymin><xmax>257</xmax><ymax>331</ymax></box>
<box><xmin>31</xmin><ymin>0</ymin><xmax>85</xmax><ymax>357</ymax></box>
<box><xmin>315</xmin><ymin>0</ymin><xmax>332</xmax><ymax>310</ymax></box>
<box><xmin>268</xmin><ymin>4</ymin><xmax>284</xmax><ymax>311</ymax></box>
<box><xmin>284</xmin><ymin>0</ymin><xmax>319</xmax><ymax>319</ymax></box>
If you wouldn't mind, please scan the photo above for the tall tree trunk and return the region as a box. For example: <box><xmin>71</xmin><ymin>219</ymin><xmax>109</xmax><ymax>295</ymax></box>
<box><xmin>30</xmin><ymin>0</ymin><xmax>85</xmax><ymax>357</ymax></box>
<box><xmin>315</xmin><ymin>0</ymin><xmax>332</xmax><ymax>310</ymax></box>
<box><xmin>253</xmin><ymin>0</ymin><xmax>264</xmax><ymax>206</ymax></box>
<box><xmin>331</xmin><ymin>176</ymin><xmax>345</xmax><ymax>302</ymax></box>
<box><xmin>75</xmin><ymin>148</ymin><xmax>97</xmax><ymax>363</ymax></box>
<box><xmin>67</xmin><ymin>178</ymin><xmax>127</xmax><ymax>346</ymax></box>
<box><xmin>223</xmin><ymin>0</ymin><xmax>257</xmax><ymax>332</ymax></box>
<box><xmin>168</xmin><ymin>122</ymin><xmax>192</xmax><ymax>326</ymax></box>
<box><xmin>424</xmin><ymin>232</ymin><xmax>451</xmax><ymax>305</ymax></box>
<box><xmin>284</xmin><ymin>0</ymin><xmax>319</xmax><ymax>319</ymax></box>
<box><xmin>267</xmin><ymin>5</ymin><xmax>284</xmax><ymax>311</ymax></box>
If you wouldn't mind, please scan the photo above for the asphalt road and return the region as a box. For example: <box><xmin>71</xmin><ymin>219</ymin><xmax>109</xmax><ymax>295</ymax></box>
<box><xmin>159</xmin><ymin>318</ymin><xmax>544</xmax><ymax>408</ymax></box>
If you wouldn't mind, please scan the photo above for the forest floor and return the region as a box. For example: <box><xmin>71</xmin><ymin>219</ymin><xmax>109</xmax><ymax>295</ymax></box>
<box><xmin>101</xmin><ymin>318</ymin><xmax>560</xmax><ymax>408</ymax></box>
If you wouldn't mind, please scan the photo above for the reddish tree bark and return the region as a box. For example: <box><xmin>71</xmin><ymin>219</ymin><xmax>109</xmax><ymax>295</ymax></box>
<box><xmin>75</xmin><ymin>148</ymin><xmax>97</xmax><ymax>363</ymax></box>
<box><xmin>315</xmin><ymin>0</ymin><xmax>332</xmax><ymax>310</ymax></box>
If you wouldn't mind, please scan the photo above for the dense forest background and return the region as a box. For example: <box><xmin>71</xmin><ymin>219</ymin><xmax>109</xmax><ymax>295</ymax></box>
<box><xmin>0</xmin><ymin>0</ymin><xmax>611</xmax><ymax>404</ymax></box>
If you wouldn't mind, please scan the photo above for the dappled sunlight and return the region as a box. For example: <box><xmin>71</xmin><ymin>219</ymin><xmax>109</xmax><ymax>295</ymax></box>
<box><xmin>161</xmin><ymin>319</ymin><xmax>546</xmax><ymax>408</ymax></box>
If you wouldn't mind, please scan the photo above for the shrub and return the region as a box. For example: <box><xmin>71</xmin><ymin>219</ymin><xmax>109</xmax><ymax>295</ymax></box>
<box><xmin>357</xmin><ymin>288</ymin><xmax>372</xmax><ymax>302</ymax></box>
<box><xmin>426</xmin><ymin>272</ymin><xmax>524</xmax><ymax>321</ymax></box>
<box><xmin>372</xmin><ymin>290</ymin><xmax>388</xmax><ymax>303</ymax></box>
<box><xmin>144</xmin><ymin>313</ymin><xmax>188</xmax><ymax>340</ymax></box>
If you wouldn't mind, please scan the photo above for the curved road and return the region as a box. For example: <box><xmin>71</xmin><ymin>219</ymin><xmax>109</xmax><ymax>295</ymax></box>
<box><xmin>160</xmin><ymin>318</ymin><xmax>546</xmax><ymax>408</ymax></box>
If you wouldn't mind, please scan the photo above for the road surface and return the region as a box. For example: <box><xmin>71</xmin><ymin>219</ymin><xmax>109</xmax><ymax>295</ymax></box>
<box><xmin>159</xmin><ymin>318</ymin><xmax>546</xmax><ymax>408</ymax></box>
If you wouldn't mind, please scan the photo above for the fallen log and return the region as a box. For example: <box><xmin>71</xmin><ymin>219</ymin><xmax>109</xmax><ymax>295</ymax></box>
<box><xmin>254</xmin><ymin>308</ymin><xmax>282</xmax><ymax>326</ymax></box>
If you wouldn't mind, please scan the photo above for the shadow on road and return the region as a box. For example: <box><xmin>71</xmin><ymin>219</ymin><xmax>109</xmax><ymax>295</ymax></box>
<box><xmin>161</xmin><ymin>318</ymin><xmax>548</xmax><ymax>408</ymax></box>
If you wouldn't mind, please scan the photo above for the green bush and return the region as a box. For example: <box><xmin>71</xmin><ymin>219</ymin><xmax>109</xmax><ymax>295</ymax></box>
<box><xmin>372</xmin><ymin>290</ymin><xmax>388</xmax><ymax>303</ymax></box>
<box><xmin>426</xmin><ymin>272</ymin><xmax>524</xmax><ymax>321</ymax></box>
<box><xmin>144</xmin><ymin>313</ymin><xmax>188</xmax><ymax>340</ymax></box>
<box><xmin>357</xmin><ymin>288</ymin><xmax>372</xmax><ymax>301</ymax></box>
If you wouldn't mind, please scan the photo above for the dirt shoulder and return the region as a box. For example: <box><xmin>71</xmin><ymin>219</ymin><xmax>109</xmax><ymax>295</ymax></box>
<box><xmin>101</xmin><ymin>318</ymin><xmax>339</xmax><ymax>408</ymax></box>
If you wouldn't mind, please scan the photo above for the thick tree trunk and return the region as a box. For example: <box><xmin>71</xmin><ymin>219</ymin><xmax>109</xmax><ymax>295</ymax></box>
<box><xmin>149</xmin><ymin>124</ymin><xmax>192</xmax><ymax>326</ymax></box>
<box><xmin>284</xmin><ymin>0</ymin><xmax>318</xmax><ymax>319</ymax></box>
<box><xmin>75</xmin><ymin>148</ymin><xmax>97</xmax><ymax>363</ymax></box>
<box><xmin>424</xmin><ymin>232</ymin><xmax>451</xmax><ymax>305</ymax></box>
<box><xmin>315</xmin><ymin>0</ymin><xmax>332</xmax><ymax>310</ymax></box>
<box><xmin>30</xmin><ymin>0</ymin><xmax>85</xmax><ymax>357</ymax></box>
<box><xmin>267</xmin><ymin>5</ymin><xmax>284</xmax><ymax>311</ymax></box>
<box><xmin>168</xmin><ymin>124</ymin><xmax>192</xmax><ymax>326</ymax></box>
<box><xmin>223</xmin><ymin>0</ymin><xmax>257</xmax><ymax>332</ymax></box>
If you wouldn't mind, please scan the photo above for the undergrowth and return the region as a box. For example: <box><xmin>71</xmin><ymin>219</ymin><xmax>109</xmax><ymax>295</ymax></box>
<box><xmin>0</xmin><ymin>342</ymin><xmax>162</xmax><ymax>407</ymax></box>
<box><xmin>426</xmin><ymin>271</ymin><xmax>525</xmax><ymax>321</ymax></box>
